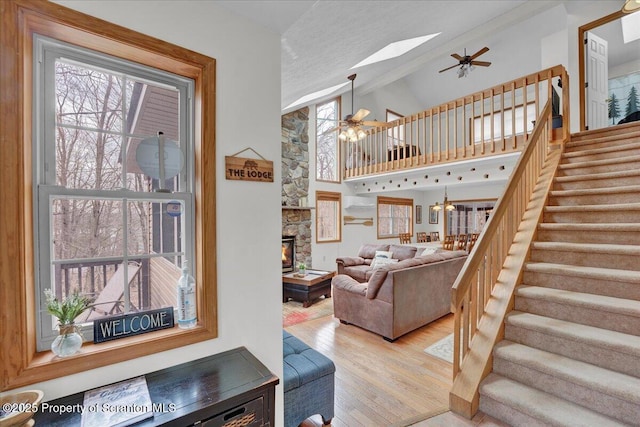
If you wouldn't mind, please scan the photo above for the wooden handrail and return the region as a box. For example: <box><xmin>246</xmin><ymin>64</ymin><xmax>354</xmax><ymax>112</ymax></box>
<box><xmin>448</xmin><ymin>93</ymin><xmax>564</xmax><ymax>417</ymax></box>
<box><xmin>343</xmin><ymin>65</ymin><xmax>568</xmax><ymax>179</ymax></box>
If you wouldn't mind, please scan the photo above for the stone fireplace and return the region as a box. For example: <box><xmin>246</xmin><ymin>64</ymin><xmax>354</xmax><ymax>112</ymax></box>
<box><xmin>282</xmin><ymin>107</ymin><xmax>312</xmax><ymax>267</ymax></box>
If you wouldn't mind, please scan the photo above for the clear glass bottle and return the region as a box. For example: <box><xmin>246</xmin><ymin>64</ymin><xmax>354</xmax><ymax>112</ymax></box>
<box><xmin>177</xmin><ymin>260</ymin><xmax>197</xmax><ymax>329</ymax></box>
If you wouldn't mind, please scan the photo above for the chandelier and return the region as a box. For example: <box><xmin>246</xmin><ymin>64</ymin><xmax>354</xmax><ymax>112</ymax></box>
<box><xmin>432</xmin><ymin>186</ymin><xmax>456</xmax><ymax>212</ymax></box>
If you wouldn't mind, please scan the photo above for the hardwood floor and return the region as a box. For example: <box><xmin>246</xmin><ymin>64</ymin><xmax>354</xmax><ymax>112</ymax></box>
<box><xmin>285</xmin><ymin>312</ymin><xmax>455</xmax><ymax>426</ymax></box>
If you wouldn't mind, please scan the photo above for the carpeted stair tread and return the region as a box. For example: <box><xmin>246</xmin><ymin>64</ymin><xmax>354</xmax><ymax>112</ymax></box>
<box><xmin>505</xmin><ymin>311</ymin><xmax>640</xmax><ymax>358</ymax></box>
<box><xmin>516</xmin><ymin>285</ymin><xmax>640</xmax><ymax>320</ymax></box>
<box><xmin>493</xmin><ymin>341</ymin><xmax>640</xmax><ymax>406</ymax></box>
<box><xmin>538</xmin><ymin>222</ymin><xmax>640</xmax><ymax>232</ymax></box>
<box><xmin>524</xmin><ymin>262</ymin><xmax>640</xmax><ymax>284</ymax></box>
<box><xmin>479</xmin><ymin>373</ymin><xmax>629</xmax><ymax>427</ymax></box>
<box><xmin>562</xmin><ymin>140</ymin><xmax>640</xmax><ymax>159</ymax></box>
<box><xmin>554</xmin><ymin>168</ymin><xmax>640</xmax><ymax>184</ymax></box>
<box><xmin>557</xmin><ymin>154</ymin><xmax>640</xmax><ymax>170</ymax></box>
<box><xmin>544</xmin><ymin>202</ymin><xmax>640</xmax><ymax>213</ymax></box>
<box><xmin>531</xmin><ymin>241</ymin><xmax>640</xmax><ymax>256</ymax></box>
<box><xmin>549</xmin><ymin>185</ymin><xmax>640</xmax><ymax>198</ymax></box>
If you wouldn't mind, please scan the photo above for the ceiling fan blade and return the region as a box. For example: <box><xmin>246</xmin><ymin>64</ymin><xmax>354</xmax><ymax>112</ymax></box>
<box><xmin>451</xmin><ymin>53</ymin><xmax>464</xmax><ymax>61</ymax></box>
<box><xmin>469</xmin><ymin>46</ymin><xmax>489</xmax><ymax>60</ymax></box>
<box><xmin>362</xmin><ymin>120</ymin><xmax>392</xmax><ymax>128</ymax></box>
<box><xmin>470</xmin><ymin>60</ymin><xmax>491</xmax><ymax>67</ymax></box>
<box><xmin>439</xmin><ymin>64</ymin><xmax>460</xmax><ymax>73</ymax></box>
<box><xmin>351</xmin><ymin>108</ymin><xmax>370</xmax><ymax>122</ymax></box>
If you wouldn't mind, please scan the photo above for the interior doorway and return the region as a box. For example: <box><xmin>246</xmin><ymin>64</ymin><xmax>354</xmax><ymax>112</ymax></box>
<box><xmin>579</xmin><ymin>9</ymin><xmax>640</xmax><ymax>130</ymax></box>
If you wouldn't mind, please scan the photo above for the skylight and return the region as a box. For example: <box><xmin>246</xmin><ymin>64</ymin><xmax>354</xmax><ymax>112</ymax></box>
<box><xmin>350</xmin><ymin>33</ymin><xmax>441</xmax><ymax>69</ymax></box>
<box><xmin>621</xmin><ymin>12</ymin><xmax>640</xmax><ymax>44</ymax></box>
<box><xmin>284</xmin><ymin>81</ymin><xmax>349</xmax><ymax>110</ymax></box>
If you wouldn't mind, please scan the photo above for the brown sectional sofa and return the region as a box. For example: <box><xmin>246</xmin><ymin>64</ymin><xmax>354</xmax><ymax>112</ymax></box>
<box><xmin>333</xmin><ymin>244</ymin><xmax>467</xmax><ymax>341</ymax></box>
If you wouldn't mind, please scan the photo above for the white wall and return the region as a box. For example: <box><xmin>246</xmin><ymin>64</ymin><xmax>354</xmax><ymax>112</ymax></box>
<box><xmin>38</xmin><ymin>1</ymin><xmax>285</xmax><ymax>423</ymax></box>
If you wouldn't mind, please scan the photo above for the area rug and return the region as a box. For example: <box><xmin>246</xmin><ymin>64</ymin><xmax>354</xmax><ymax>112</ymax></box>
<box><xmin>424</xmin><ymin>333</ymin><xmax>454</xmax><ymax>363</ymax></box>
<box><xmin>282</xmin><ymin>297</ymin><xmax>334</xmax><ymax>327</ymax></box>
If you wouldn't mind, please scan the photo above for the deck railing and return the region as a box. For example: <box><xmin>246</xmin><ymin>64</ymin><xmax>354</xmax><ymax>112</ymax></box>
<box><xmin>448</xmin><ymin>95</ymin><xmax>564</xmax><ymax>416</ymax></box>
<box><xmin>343</xmin><ymin>65</ymin><xmax>569</xmax><ymax>179</ymax></box>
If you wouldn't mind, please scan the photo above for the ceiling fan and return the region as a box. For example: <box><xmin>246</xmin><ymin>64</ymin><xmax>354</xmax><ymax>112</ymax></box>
<box><xmin>439</xmin><ymin>47</ymin><xmax>491</xmax><ymax>78</ymax></box>
<box><xmin>327</xmin><ymin>74</ymin><xmax>390</xmax><ymax>141</ymax></box>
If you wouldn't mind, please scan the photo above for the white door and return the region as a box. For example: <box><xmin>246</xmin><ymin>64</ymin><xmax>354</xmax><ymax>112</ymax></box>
<box><xmin>586</xmin><ymin>31</ymin><xmax>609</xmax><ymax>130</ymax></box>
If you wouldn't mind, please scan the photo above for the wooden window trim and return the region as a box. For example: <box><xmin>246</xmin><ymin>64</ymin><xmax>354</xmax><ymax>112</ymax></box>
<box><xmin>315</xmin><ymin>191</ymin><xmax>342</xmax><ymax>243</ymax></box>
<box><xmin>0</xmin><ymin>0</ymin><xmax>217</xmax><ymax>391</ymax></box>
<box><xmin>376</xmin><ymin>196</ymin><xmax>413</xmax><ymax>239</ymax></box>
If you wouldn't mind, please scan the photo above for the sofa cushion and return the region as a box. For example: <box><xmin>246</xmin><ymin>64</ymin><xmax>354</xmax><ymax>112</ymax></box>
<box><xmin>332</xmin><ymin>274</ymin><xmax>367</xmax><ymax>296</ymax></box>
<box><xmin>342</xmin><ymin>265</ymin><xmax>370</xmax><ymax>282</ymax></box>
<box><xmin>337</xmin><ymin>256</ymin><xmax>366</xmax><ymax>267</ymax></box>
<box><xmin>357</xmin><ymin>244</ymin><xmax>390</xmax><ymax>259</ymax></box>
<box><xmin>283</xmin><ymin>331</ymin><xmax>336</xmax><ymax>393</ymax></box>
<box><xmin>389</xmin><ymin>244</ymin><xmax>417</xmax><ymax>260</ymax></box>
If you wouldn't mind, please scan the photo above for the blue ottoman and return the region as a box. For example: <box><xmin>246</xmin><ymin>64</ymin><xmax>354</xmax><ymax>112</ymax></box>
<box><xmin>283</xmin><ymin>330</ymin><xmax>335</xmax><ymax>427</ymax></box>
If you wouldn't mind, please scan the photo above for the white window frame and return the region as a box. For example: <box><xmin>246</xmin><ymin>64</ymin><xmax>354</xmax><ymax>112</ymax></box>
<box><xmin>33</xmin><ymin>36</ymin><xmax>195</xmax><ymax>350</ymax></box>
<box><xmin>316</xmin><ymin>97</ymin><xmax>341</xmax><ymax>182</ymax></box>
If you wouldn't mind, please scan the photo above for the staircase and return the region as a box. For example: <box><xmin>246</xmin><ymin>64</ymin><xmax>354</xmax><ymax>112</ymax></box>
<box><xmin>478</xmin><ymin>123</ymin><xmax>640</xmax><ymax>426</ymax></box>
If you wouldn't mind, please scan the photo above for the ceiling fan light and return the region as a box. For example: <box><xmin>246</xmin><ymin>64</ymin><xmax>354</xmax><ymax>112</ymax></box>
<box><xmin>347</xmin><ymin>127</ymin><xmax>356</xmax><ymax>136</ymax></box>
<box><xmin>338</xmin><ymin>132</ymin><xmax>348</xmax><ymax>141</ymax></box>
<box><xmin>357</xmin><ymin>129</ymin><xmax>366</xmax><ymax>139</ymax></box>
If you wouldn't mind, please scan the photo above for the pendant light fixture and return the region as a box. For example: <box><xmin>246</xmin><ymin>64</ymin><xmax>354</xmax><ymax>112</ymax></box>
<box><xmin>432</xmin><ymin>186</ymin><xmax>456</xmax><ymax>212</ymax></box>
<box><xmin>622</xmin><ymin>0</ymin><xmax>640</xmax><ymax>13</ymax></box>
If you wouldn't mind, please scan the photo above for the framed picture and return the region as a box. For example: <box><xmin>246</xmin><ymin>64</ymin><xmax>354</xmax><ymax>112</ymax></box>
<box><xmin>429</xmin><ymin>205</ymin><xmax>439</xmax><ymax>224</ymax></box>
<box><xmin>415</xmin><ymin>205</ymin><xmax>422</xmax><ymax>224</ymax></box>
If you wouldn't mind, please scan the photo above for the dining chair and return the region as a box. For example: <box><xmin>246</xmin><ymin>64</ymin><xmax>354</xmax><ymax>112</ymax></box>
<box><xmin>416</xmin><ymin>232</ymin><xmax>428</xmax><ymax>243</ymax></box>
<box><xmin>443</xmin><ymin>235</ymin><xmax>455</xmax><ymax>250</ymax></box>
<box><xmin>456</xmin><ymin>234</ymin><xmax>468</xmax><ymax>251</ymax></box>
<box><xmin>430</xmin><ymin>232</ymin><xmax>440</xmax><ymax>241</ymax></box>
<box><xmin>399</xmin><ymin>233</ymin><xmax>412</xmax><ymax>244</ymax></box>
<box><xmin>467</xmin><ymin>233</ymin><xmax>480</xmax><ymax>253</ymax></box>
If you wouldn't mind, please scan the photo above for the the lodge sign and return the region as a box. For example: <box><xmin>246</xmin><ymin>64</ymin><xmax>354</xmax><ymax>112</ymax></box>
<box><xmin>94</xmin><ymin>307</ymin><xmax>175</xmax><ymax>343</ymax></box>
<box><xmin>225</xmin><ymin>155</ymin><xmax>274</xmax><ymax>182</ymax></box>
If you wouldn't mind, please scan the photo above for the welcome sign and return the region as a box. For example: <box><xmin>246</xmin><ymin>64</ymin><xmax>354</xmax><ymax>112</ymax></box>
<box><xmin>94</xmin><ymin>307</ymin><xmax>174</xmax><ymax>343</ymax></box>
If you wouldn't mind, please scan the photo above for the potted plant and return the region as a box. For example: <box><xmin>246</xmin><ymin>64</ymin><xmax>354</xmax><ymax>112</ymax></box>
<box><xmin>296</xmin><ymin>262</ymin><xmax>307</xmax><ymax>277</ymax></box>
<box><xmin>44</xmin><ymin>289</ymin><xmax>93</xmax><ymax>357</ymax></box>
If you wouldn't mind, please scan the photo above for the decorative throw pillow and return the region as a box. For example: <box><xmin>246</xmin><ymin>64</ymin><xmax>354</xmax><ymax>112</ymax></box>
<box><xmin>374</xmin><ymin>250</ymin><xmax>393</xmax><ymax>260</ymax></box>
<box><xmin>421</xmin><ymin>247</ymin><xmax>438</xmax><ymax>256</ymax></box>
<box><xmin>371</xmin><ymin>257</ymin><xmax>398</xmax><ymax>269</ymax></box>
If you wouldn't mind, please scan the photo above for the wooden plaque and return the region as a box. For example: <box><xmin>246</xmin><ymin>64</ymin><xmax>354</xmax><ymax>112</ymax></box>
<box><xmin>225</xmin><ymin>156</ymin><xmax>274</xmax><ymax>182</ymax></box>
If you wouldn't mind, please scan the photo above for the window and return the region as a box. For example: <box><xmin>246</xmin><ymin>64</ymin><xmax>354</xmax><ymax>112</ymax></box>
<box><xmin>316</xmin><ymin>98</ymin><xmax>341</xmax><ymax>182</ymax></box>
<box><xmin>1</xmin><ymin>1</ymin><xmax>216</xmax><ymax>390</ymax></box>
<box><xmin>34</xmin><ymin>37</ymin><xmax>195</xmax><ymax>350</ymax></box>
<box><xmin>377</xmin><ymin>196</ymin><xmax>413</xmax><ymax>238</ymax></box>
<box><xmin>446</xmin><ymin>200</ymin><xmax>496</xmax><ymax>236</ymax></box>
<box><xmin>386</xmin><ymin>109</ymin><xmax>404</xmax><ymax>148</ymax></box>
<box><xmin>315</xmin><ymin>191</ymin><xmax>341</xmax><ymax>243</ymax></box>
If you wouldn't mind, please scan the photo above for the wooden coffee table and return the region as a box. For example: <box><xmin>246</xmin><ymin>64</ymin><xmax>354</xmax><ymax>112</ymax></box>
<box><xmin>282</xmin><ymin>270</ymin><xmax>335</xmax><ymax>308</ymax></box>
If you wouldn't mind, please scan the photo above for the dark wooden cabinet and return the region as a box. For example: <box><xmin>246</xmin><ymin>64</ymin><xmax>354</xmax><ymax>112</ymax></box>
<box><xmin>34</xmin><ymin>347</ymin><xmax>279</xmax><ymax>426</ymax></box>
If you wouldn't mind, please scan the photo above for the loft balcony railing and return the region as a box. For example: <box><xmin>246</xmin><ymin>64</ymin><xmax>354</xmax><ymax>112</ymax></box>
<box><xmin>342</xmin><ymin>65</ymin><xmax>569</xmax><ymax>179</ymax></box>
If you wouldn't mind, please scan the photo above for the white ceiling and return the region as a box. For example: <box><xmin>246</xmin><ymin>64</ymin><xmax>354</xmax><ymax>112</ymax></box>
<box><xmin>214</xmin><ymin>0</ymin><xmax>576</xmax><ymax>111</ymax></box>
<box><xmin>214</xmin><ymin>0</ymin><xmax>633</xmax><ymax>194</ymax></box>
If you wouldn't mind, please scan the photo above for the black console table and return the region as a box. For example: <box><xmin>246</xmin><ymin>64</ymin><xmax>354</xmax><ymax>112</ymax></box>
<box><xmin>34</xmin><ymin>347</ymin><xmax>279</xmax><ymax>426</ymax></box>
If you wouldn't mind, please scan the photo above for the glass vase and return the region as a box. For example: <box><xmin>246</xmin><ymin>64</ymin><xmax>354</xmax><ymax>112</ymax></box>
<box><xmin>51</xmin><ymin>324</ymin><xmax>82</xmax><ymax>357</ymax></box>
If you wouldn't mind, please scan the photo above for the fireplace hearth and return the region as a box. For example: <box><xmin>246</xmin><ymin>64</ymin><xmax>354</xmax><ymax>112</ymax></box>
<box><xmin>282</xmin><ymin>236</ymin><xmax>296</xmax><ymax>273</ymax></box>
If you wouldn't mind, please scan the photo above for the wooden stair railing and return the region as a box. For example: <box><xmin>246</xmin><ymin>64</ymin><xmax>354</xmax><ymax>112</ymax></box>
<box><xmin>448</xmin><ymin>96</ymin><xmax>565</xmax><ymax>418</ymax></box>
<box><xmin>343</xmin><ymin>65</ymin><xmax>569</xmax><ymax>179</ymax></box>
